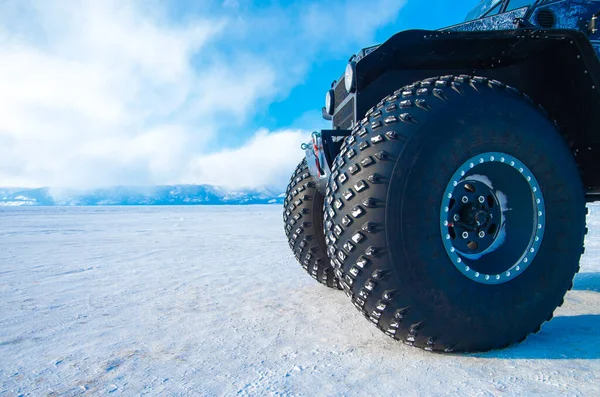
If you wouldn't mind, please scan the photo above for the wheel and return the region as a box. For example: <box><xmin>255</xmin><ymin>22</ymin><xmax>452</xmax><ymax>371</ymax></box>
<box><xmin>284</xmin><ymin>158</ymin><xmax>340</xmax><ymax>289</ymax></box>
<box><xmin>323</xmin><ymin>75</ymin><xmax>587</xmax><ymax>352</ymax></box>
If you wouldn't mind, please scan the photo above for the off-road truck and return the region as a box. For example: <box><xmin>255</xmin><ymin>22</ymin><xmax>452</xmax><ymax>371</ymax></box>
<box><xmin>283</xmin><ymin>0</ymin><xmax>600</xmax><ymax>353</ymax></box>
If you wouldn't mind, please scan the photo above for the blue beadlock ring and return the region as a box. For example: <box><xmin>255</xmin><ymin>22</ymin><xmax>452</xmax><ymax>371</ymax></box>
<box><xmin>439</xmin><ymin>152</ymin><xmax>545</xmax><ymax>285</ymax></box>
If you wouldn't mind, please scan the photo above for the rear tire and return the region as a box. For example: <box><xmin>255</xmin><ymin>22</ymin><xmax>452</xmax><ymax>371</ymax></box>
<box><xmin>284</xmin><ymin>159</ymin><xmax>340</xmax><ymax>289</ymax></box>
<box><xmin>324</xmin><ymin>76</ymin><xmax>587</xmax><ymax>352</ymax></box>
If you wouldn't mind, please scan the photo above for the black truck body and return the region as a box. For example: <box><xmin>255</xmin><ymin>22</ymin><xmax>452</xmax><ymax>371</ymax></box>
<box><xmin>324</xmin><ymin>0</ymin><xmax>600</xmax><ymax>197</ymax></box>
<box><xmin>285</xmin><ymin>1</ymin><xmax>598</xmax><ymax>353</ymax></box>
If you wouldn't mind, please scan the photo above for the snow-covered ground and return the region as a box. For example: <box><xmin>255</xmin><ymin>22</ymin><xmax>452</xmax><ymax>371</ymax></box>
<box><xmin>1</xmin><ymin>205</ymin><xmax>599</xmax><ymax>396</ymax></box>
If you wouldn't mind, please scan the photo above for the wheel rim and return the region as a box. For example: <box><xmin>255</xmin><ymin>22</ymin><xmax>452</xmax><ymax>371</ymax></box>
<box><xmin>440</xmin><ymin>152</ymin><xmax>545</xmax><ymax>285</ymax></box>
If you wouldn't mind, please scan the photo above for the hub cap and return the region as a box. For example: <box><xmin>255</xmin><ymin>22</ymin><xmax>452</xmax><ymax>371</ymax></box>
<box><xmin>440</xmin><ymin>153</ymin><xmax>545</xmax><ymax>285</ymax></box>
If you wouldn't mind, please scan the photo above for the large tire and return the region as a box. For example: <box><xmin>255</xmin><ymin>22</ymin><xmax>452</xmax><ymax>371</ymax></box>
<box><xmin>323</xmin><ymin>75</ymin><xmax>587</xmax><ymax>352</ymax></box>
<box><xmin>284</xmin><ymin>159</ymin><xmax>340</xmax><ymax>289</ymax></box>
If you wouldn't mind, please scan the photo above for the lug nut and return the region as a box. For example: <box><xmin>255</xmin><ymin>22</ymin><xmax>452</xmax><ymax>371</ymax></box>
<box><xmin>478</xmin><ymin>196</ymin><xmax>485</xmax><ymax>203</ymax></box>
<box><xmin>453</xmin><ymin>214</ymin><xmax>460</xmax><ymax>221</ymax></box>
<box><xmin>462</xmin><ymin>231</ymin><xmax>469</xmax><ymax>239</ymax></box>
<box><xmin>462</xmin><ymin>196</ymin><xmax>469</xmax><ymax>203</ymax></box>
<box><xmin>478</xmin><ymin>231</ymin><xmax>485</xmax><ymax>238</ymax></box>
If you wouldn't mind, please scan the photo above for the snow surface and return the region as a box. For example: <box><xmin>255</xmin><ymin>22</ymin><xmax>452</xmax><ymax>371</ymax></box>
<box><xmin>1</xmin><ymin>205</ymin><xmax>600</xmax><ymax>396</ymax></box>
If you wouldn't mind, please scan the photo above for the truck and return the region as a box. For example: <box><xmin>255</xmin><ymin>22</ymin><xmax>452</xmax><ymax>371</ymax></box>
<box><xmin>283</xmin><ymin>0</ymin><xmax>600</xmax><ymax>353</ymax></box>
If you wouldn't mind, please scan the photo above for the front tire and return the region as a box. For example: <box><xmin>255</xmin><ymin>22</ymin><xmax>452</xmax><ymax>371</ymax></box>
<box><xmin>324</xmin><ymin>76</ymin><xmax>586</xmax><ymax>352</ymax></box>
<box><xmin>284</xmin><ymin>159</ymin><xmax>340</xmax><ymax>289</ymax></box>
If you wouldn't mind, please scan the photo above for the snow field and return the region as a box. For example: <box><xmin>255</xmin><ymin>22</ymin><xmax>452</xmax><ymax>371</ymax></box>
<box><xmin>1</xmin><ymin>205</ymin><xmax>600</xmax><ymax>396</ymax></box>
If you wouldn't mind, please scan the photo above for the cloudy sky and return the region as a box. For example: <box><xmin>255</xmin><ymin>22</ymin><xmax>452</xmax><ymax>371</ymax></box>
<box><xmin>0</xmin><ymin>0</ymin><xmax>474</xmax><ymax>190</ymax></box>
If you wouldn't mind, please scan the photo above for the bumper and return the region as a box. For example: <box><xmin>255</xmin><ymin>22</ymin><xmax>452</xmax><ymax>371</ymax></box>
<box><xmin>303</xmin><ymin>130</ymin><xmax>351</xmax><ymax>195</ymax></box>
<box><xmin>304</xmin><ymin>132</ymin><xmax>331</xmax><ymax>194</ymax></box>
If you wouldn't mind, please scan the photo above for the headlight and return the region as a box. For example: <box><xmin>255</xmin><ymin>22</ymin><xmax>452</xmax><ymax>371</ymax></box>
<box><xmin>344</xmin><ymin>61</ymin><xmax>356</xmax><ymax>93</ymax></box>
<box><xmin>325</xmin><ymin>89</ymin><xmax>335</xmax><ymax>115</ymax></box>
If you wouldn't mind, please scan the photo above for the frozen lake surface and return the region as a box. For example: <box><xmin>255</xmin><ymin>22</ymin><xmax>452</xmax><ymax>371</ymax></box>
<box><xmin>1</xmin><ymin>205</ymin><xmax>600</xmax><ymax>396</ymax></box>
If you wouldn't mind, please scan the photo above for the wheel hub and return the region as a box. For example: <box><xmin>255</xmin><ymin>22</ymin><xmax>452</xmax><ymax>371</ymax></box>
<box><xmin>440</xmin><ymin>153</ymin><xmax>545</xmax><ymax>285</ymax></box>
<box><xmin>446</xmin><ymin>180</ymin><xmax>502</xmax><ymax>255</ymax></box>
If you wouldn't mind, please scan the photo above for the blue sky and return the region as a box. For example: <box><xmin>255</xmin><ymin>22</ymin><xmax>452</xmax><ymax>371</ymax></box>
<box><xmin>0</xmin><ymin>0</ymin><xmax>477</xmax><ymax>190</ymax></box>
<box><xmin>261</xmin><ymin>0</ymin><xmax>474</xmax><ymax>133</ymax></box>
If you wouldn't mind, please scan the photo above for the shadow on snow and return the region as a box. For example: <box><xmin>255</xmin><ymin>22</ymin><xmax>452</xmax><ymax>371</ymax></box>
<box><xmin>469</xmin><ymin>272</ymin><xmax>600</xmax><ymax>360</ymax></box>
<box><xmin>573</xmin><ymin>272</ymin><xmax>600</xmax><ymax>293</ymax></box>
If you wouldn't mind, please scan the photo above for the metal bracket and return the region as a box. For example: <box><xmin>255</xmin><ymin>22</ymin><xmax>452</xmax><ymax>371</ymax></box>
<box><xmin>302</xmin><ymin>129</ymin><xmax>351</xmax><ymax>194</ymax></box>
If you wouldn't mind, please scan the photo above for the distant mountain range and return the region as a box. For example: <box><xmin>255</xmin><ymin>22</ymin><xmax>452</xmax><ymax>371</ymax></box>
<box><xmin>0</xmin><ymin>185</ymin><xmax>285</xmax><ymax>206</ymax></box>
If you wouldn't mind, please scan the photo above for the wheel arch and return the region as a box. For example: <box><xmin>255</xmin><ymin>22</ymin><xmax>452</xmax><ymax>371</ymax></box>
<box><xmin>356</xmin><ymin>29</ymin><xmax>600</xmax><ymax>193</ymax></box>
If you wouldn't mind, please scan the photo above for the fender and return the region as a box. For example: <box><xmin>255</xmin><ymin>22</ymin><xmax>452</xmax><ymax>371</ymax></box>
<box><xmin>351</xmin><ymin>28</ymin><xmax>600</xmax><ymax>191</ymax></box>
<box><xmin>357</xmin><ymin>28</ymin><xmax>600</xmax><ymax>95</ymax></box>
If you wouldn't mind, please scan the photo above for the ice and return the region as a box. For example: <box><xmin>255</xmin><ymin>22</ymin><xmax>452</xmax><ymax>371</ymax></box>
<box><xmin>1</xmin><ymin>205</ymin><xmax>600</xmax><ymax>396</ymax></box>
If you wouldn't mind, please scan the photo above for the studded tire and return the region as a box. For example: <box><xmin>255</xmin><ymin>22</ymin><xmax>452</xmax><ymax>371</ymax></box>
<box><xmin>323</xmin><ymin>75</ymin><xmax>587</xmax><ymax>352</ymax></box>
<box><xmin>284</xmin><ymin>158</ymin><xmax>340</xmax><ymax>289</ymax></box>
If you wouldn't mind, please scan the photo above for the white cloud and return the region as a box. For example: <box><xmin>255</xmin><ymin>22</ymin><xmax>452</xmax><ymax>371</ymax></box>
<box><xmin>186</xmin><ymin>129</ymin><xmax>308</xmax><ymax>189</ymax></box>
<box><xmin>0</xmin><ymin>0</ymin><xmax>406</xmax><ymax>191</ymax></box>
<box><xmin>300</xmin><ymin>0</ymin><xmax>407</xmax><ymax>49</ymax></box>
<box><xmin>0</xmin><ymin>0</ymin><xmax>277</xmax><ymax>188</ymax></box>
